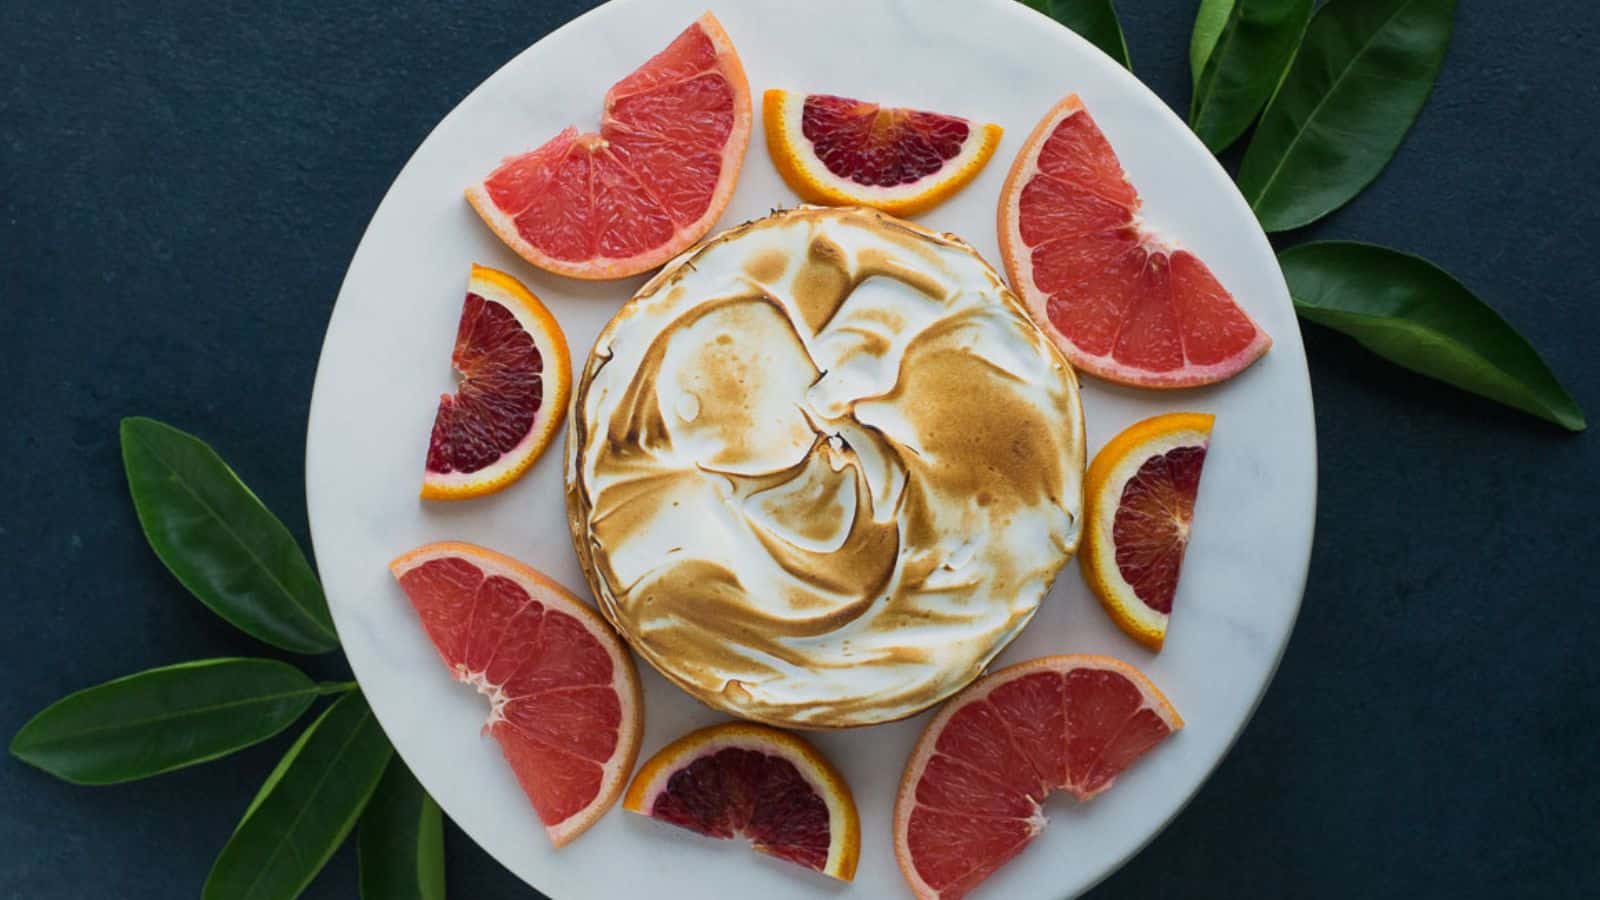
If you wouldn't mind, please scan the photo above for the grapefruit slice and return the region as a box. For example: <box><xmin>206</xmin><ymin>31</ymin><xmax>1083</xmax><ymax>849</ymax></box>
<box><xmin>624</xmin><ymin>722</ymin><xmax>860</xmax><ymax>881</ymax></box>
<box><xmin>1082</xmin><ymin>413</ymin><xmax>1215</xmax><ymax>651</ymax></box>
<box><xmin>420</xmin><ymin>264</ymin><xmax>571</xmax><ymax>501</ymax></box>
<box><xmin>466</xmin><ymin>13</ymin><xmax>751</xmax><ymax>280</ymax></box>
<box><xmin>998</xmin><ymin>94</ymin><xmax>1271</xmax><ymax>387</ymax></box>
<box><xmin>390</xmin><ymin>542</ymin><xmax>642</xmax><ymax>848</ymax></box>
<box><xmin>894</xmin><ymin>655</ymin><xmax>1181</xmax><ymax>899</ymax></box>
<box><xmin>763</xmin><ymin>89</ymin><xmax>1002</xmax><ymax>217</ymax></box>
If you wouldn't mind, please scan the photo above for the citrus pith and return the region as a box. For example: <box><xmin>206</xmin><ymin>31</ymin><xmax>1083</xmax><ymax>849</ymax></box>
<box><xmin>1082</xmin><ymin>412</ymin><xmax>1215</xmax><ymax>650</ymax></box>
<box><xmin>466</xmin><ymin>13</ymin><xmax>751</xmax><ymax>280</ymax></box>
<box><xmin>624</xmin><ymin>722</ymin><xmax>860</xmax><ymax>881</ymax></box>
<box><xmin>390</xmin><ymin>542</ymin><xmax>642</xmax><ymax>848</ymax></box>
<box><xmin>999</xmin><ymin>94</ymin><xmax>1270</xmax><ymax>387</ymax></box>
<box><xmin>764</xmin><ymin>89</ymin><xmax>1001</xmax><ymax>217</ymax></box>
<box><xmin>421</xmin><ymin>264</ymin><xmax>570</xmax><ymax>501</ymax></box>
<box><xmin>894</xmin><ymin>655</ymin><xmax>1181</xmax><ymax>899</ymax></box>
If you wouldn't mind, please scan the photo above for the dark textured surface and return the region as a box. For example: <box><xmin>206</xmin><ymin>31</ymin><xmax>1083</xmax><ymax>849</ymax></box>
<box><xmin>2</xmin><ymin>1</ymin><xmax>1596</xmax><ymax>897</ymax></box>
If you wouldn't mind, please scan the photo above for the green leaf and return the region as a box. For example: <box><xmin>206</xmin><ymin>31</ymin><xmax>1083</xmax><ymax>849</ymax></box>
<box><xmin>1189</xmin><ymin>0</ymin><xmax>1313</xmax><ymax>152</ymax></box>
<box><xmin>1190</xmin><ymin>0</ymin><xmax>1235</xmax><ymax>85</ymax></box>
<box><xmin>1281</xmin><ymin>242</ymin><xmax>1586</xmax><ymax>431</ymax></box>
<box><xmin>9</xmin><ymin>658</ymin><xmax>318</xmax><ymax>785</ymax></box>
<box><xmin>1021</xmin><ymin>0</ymin><xmax>1133</xmax><ymax>69</ymax></box>
<box><xmin>204</xmin><ymin>690</ymin><xmax>394</xmax><ymax>900</ymax></box>
<box><xmin>121</xmin><ymin>417</ymin><xmax>339</xmax><ymax>654</ymax></box>
<box><xmin>1238</xmin><ymin>0</ymin><xmax>1456</xmax><ymax>231</ymax></box>
<box><xmin>359</xmin><ymin>759</ymin><xmax>445</xmax><ymax>900</ymax></box>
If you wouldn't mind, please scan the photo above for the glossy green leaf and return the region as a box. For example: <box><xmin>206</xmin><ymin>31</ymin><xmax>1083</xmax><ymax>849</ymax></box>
<box><xmin>1282</xmin><ymin>242</ymin><xmax>1586</xmax><ymax>431</ymax></box>
<box><xmin>1021</xmin><ymin>0</ymin><xmax>1132</xmax><ymax>69</ymax></box>
<box><xmin>204</xmin><ymin>691</ymin><xmax>394</xmax><ymax>900</ymax></box>
<box><xmin>9</xmin><ymin>658</ymin><xmax>318</xmax><ymax>785</ymax></box>
<box><xmin>1190</xmin><ymin>0</ymin><xmax>1235</xmax><ymax>85</ymax></box>
<box><xmin>359</xmin><ymin>760</ymin><xmax>445</xmax><ymax>900</ymax></box>
<box><xmin>1189</xmin><ymin>0</ymin><xmax>1313</xmax><ymax>152</ymax></box>
<box><xmin>121</xmin><ymin>417</ymin><xmax>338</xmax><ymax>654</ymax></box>
<box><xmin>1238</xmin><ymin>0</ymin><xmax>1456</xmax><ymax>231</ymax></box>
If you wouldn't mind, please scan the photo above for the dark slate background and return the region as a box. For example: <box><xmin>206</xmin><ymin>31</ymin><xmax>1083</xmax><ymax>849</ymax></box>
<box><xmin>3</xmin><ymin>1</ymin><xmax>1596</xmax><ymax>897</ymax></box>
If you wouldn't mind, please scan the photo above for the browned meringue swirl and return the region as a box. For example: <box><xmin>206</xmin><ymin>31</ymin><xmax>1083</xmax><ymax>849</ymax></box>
<box><xmin>566</xmin><ymin>207</ymin><xmax>1084</xmax><ymax>728</ymax></box>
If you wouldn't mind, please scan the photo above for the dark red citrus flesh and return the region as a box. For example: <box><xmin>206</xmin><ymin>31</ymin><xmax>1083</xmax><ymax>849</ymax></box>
<box><xmin>1113</xmin><ymin>445</ymin><xmax>1207</xmax><ymax>614</ymax></box>
<box><xmin>801</xmin><ymin>94</ymin><xmax>970</xmax><ymax>188</ymax></box>
<box><xmin>906</xmin><ymin>668</ymin><xmax>1174</xmax><ymax>898</ymax></box>
<box><xmin>649</xmin><ymin>747</ymin><xmax>833</xmax><ymax>872</ymax></box>
<box><xmin>1019</xmin><ymin>107</ymin><xmax>1262</xmax><ymax>372</ymax></box>
<box><xmin>482</xmin><ymin>21</ymin><xmax>735</xmax><ymax>262</ymax></box>
<box><xmin>395</xmin><ymin>557</ymin><xmax>621</xmax><ymax>828</ymax></box>
<box><xmin>425</xmin><ymin>292</ymin><xmax>544</xmax><ymax>476</ymax></box>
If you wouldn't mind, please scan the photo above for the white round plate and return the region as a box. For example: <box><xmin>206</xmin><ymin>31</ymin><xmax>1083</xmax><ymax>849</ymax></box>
<box><xmin>306</xmin><ymin>1</ymin><xmax>1316</xmax><ymax>897</ymax></box>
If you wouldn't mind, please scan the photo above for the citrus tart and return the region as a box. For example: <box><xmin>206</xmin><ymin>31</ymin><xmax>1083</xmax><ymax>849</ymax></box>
<box><xmin>566</xmin><ymin>206</ymin><xmax>1085</xmax><ymax>728</ymax></box>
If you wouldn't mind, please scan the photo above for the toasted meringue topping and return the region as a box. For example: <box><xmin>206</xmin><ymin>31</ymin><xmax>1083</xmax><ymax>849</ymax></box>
<box><xmin>566</xmin><ymin>207</ymin><xmax>1084</xmax><ymax>727</ymax></box>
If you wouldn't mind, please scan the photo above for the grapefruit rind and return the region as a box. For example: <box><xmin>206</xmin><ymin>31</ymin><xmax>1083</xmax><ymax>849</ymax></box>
<box><xmin>763</xmin><ymin>89</ymin><xmax>1003</xmax><ymax>218</ymax></box>
<box><xmin>465</xmin><ymin>12</ymin><xmax>752</xmax><ymax>280</ymax></box>
<box><xmin>1081</xmin><ymin>413</ymin><xmax>1214</xmax><ymax>651</ymax></box>
<box><xmin>893</xmin><ymin>655</ymin><xmax>1181</xmax><ymax>899</ymax></box>
<box><xmin>997</xmin><ymin>94</ymin><xmax>1271</xmax><ymax>388</ymax></box>
<box><xmin>624</xmin><ymin>722</ymin><xmax>861</xmax><ymax>881</ymax></box>
<box><xmin>420</xmin><ymin>265</ymin><xmax>572</xmax><ymax>501</ymax></box>
<box><xmin>388</xmin><ymin>541</ymin><xmax>643</xmax><ymax>848</ymax></box>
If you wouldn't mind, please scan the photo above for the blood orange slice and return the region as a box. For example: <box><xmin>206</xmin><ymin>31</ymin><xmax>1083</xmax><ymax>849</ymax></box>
<box><xmin>420</xmin><ymin>264</ymin><xmax>570</xmax><ymax>501</ymax></box>
<box><xmin>894</xmin><ymin>655</ymin><xmax>1181</xmax><ymax>899</ymax></box>
<box><xmin>1082</xmin><ymin>413</ymin><xmax>1214</xmax><ymax>651</ymax></box>
<box><xmin>466</xmin><ymin>13</ymin><xmax>751</xmax><ymax>280</ymax></box>
<box><xmin>763</xmin><ymin>89</ymin><xmax>1002</xmax><ymax>217</ymax></box>
<box><xmin>998</xmin><ymin>94</ymin><xmax>1271</xmax><ymax>387</ymax></box>
<box><xmin>390</xmin><ymin>542</ymin><xmax>642</xmax><ymax>848</ymax></box>
<box><xmin>624</xmin><ymin>722</ymin><xmax>860</xmax><ymax>881</ymax></box>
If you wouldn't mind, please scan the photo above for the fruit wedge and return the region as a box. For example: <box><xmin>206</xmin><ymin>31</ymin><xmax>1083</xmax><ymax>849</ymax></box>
<box><xmin>1082</xmin><ymin>413</ymin><xmax>1214</xmax><ymax>651</ymax></box>
<box><xmin>422</xmin><ymin>264</ymin><xmax>570</xmax><ymax>500</ymax></box>
<box><xmin>390</xmin><ymin>542</ymin><xmax>642</xmax><ymax>847</ymax></box>
<box><xmin>999</xmin><ymin>94</ymin><xmax>1270</xmax><ymax>387</ymax></box>
<box><xmin>625</xmin><ymin>722</ymin><xmax>860</xmax><ymax>881</ymax></box>
<box><xmin>895</xmin><ymin>655</ymin><xmax>1181</xmax><ymax>899</ymax></box>
<box><xmin>764</xmin><ymin>89</ymin><xmax>1002</xmax><ymax>217</ymax></box>
<box><xmin>466</xmin><ymin>13</ymin><xmax>751</xmax><ymax>280</ymax></box>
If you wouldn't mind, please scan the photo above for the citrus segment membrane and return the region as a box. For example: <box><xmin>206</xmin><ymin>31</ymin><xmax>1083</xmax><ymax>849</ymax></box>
<box><xmin>1081</xmin><ymin>412</ymin><xmax>1215</xmax><ymax>650</ymax></box>
<box><xmin>425</xmin><ymin>291</ymin><xmax>543</xmax><ymax>476</ymax></box>
<box><xmin>420</xmin><ymin>265</ymin><xmax>570</xmax><ymax>500</ymax></box>
<box><xmin>467</xmin><ymin>14</ymin><xmax>751</xmax><ymax>279</ymax></box>
<box><xmin>390</xmin><ymin>543</ymin><xmax>641</xmax><ymax>847</ymax></box>
<box><xmin>804</xmin><ymin>94</ymin><xmax>972</xmax><ymax>187</ymax></box>
<box><xmin>764</xmin><ymin>89</ymin><xmax>1002</xmax><ymax>216</ymax></box>
<box><xmin>895</xmin><ymin>656</ymin><xmax>1180</xmax><ymax>899</ymax></box>
<box><xmin>625</xmin><ymin>723</ymin><xmax>860</xmax><ymax>881</ymax></box>
<box><xmin>650</xmin><ymin>747</ymin><xmax>832</xmax><ymax>869</ymax></box>
<box><xmin>1115</xmin><ymin>444</ymin><xmax>1206</xmax><ymax>613</ymax></box>
<box><xmin>999</xmin><ymin>94</ymin><xmax>1270</xmax><ymax>387</ymax></box>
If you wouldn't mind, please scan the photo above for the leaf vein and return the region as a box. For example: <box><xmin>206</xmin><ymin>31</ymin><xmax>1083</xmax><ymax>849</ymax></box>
<box><xmin>233</xmin><ymin>707</ymin><xmax>377</xmax><ymax>900</ymax></box>
<box><xmin>1247</xmin><ymin>0</ymin><xmax>1420</xmax><ymax>208</ymax></box>
<box><xmin>18</xmin><ymin>687</ymin><xmax>316</xmax><ymax>746</ymax></box>
<box><xmin>136</xmin><ymin>429</ymin><xmax>335</xmax><ymax>643</ymax></box>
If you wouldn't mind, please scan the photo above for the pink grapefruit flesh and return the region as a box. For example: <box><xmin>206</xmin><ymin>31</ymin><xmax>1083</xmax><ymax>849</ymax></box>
<box><xmin>999</xmin><ymin>94</ymin><xmax>1271</xmax><ymax>387</ymax></box>
<box><xmin>894</xmin><ymin>655</ymin><xmax>1181</xmax><ymax>899</ymax></box>
<box><xmin>390</xmin><ymin>542</ymin><xmax>642</xmax><ymax>847</ymax></box>
<box><xmin>466</xmin><ymin>13</ymin><xmax>751</xmax><ymax>280</ymax></box>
